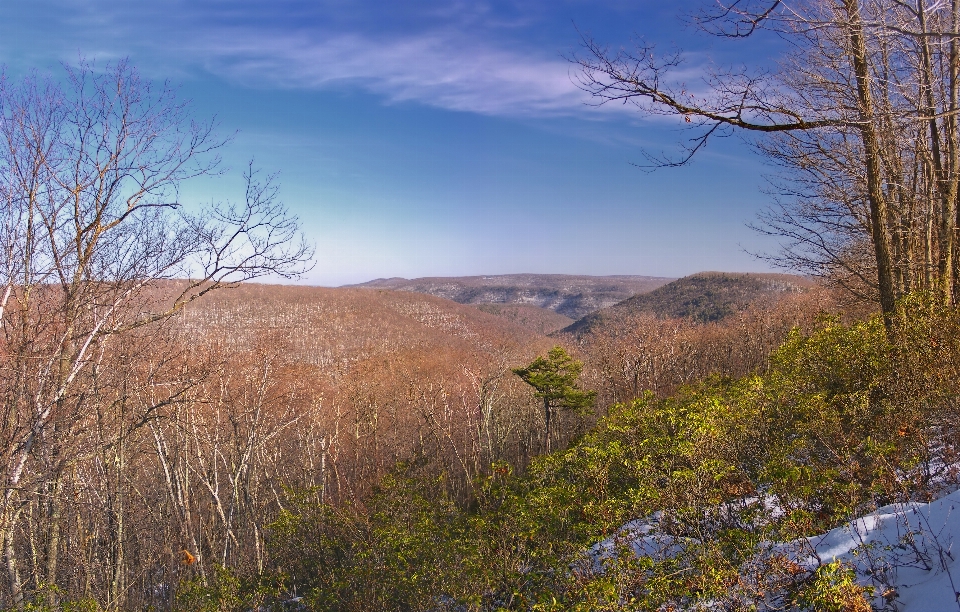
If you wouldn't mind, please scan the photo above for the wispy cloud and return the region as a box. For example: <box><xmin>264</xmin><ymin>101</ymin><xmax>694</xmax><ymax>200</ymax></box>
<box><xmin>0</xmin><ymin>1</ymin><xmax>615</xmax><ymax>118</ymax></box>
<box><xmin>192</xmin><ymin>31</ymin><xmax>590</xmax><ymax>116</ymax></box>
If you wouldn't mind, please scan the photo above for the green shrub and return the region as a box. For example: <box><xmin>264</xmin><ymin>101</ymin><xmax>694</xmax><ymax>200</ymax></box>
<box><xmin>20</xmin><ymin>584</ymin><xmax>100</xmax><ymax>612</ymax></box>
<box><xmin>796</xmin><ymin>561</ymin><xmax>873</xmax><ymax>612</ymax></box>
<box><xmin>267</xmin><ymin>464</ymin><xmax>476</xmax><ymax>611</ymax></box>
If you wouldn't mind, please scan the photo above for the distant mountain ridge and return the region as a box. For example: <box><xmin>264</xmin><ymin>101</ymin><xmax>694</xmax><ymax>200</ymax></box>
<box><xmin>561</xmin><ymin>272</ymin><xmax>817</xmax><ymax>336</ymax></box>
<box><xmin>346</xmin><ymin>274</ymin><xmax>674</xmax><ymax>319</ymax></box>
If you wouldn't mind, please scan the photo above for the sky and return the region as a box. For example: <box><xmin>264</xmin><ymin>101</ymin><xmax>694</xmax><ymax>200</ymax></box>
<box><xmin>0</xmin><ymin>1</ymin><xmax>788</xmax><ymax>286</ymax></box>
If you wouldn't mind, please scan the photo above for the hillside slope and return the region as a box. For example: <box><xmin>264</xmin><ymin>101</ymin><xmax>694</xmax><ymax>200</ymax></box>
<box><xmin>346</xmin><ymin>274</ymin><xmax>673</xmax><ymax>319</ymax></box>
<box><xmin>472</xmin><ymin>303</ymin><xmax>574</xmax><ymax>335</ymax></box>
<box><xmin>177</xmin><ymin>284</ymin><xmax>553</xmax><ymax>377</ymax></box>
<box><xmin>562</xmin><ymin>272</ymin><xmax>817</xmax><ymax>336</ymax></box>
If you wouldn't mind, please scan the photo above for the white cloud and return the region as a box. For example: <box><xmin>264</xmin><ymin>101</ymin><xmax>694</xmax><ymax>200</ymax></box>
<box><xmin>195</xmin><ymin>30</ymin><xmax>591</xmax><ymax>116</ymax></box>
<box><xmin>0</xmin><ymin>1</ymin><xmax>618</xmax><ymax>118</ymax></box>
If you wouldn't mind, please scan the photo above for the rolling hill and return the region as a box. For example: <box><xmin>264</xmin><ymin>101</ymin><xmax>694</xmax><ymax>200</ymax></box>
<box><xmin>561</xmin><ymin>272</ymin><xmax>818</xmax><ymax>336</ymax></box>
<box><xmin>178</xmin><ymin>283</ymin><xmax>554</xmax><ymax>370</ymax></box>
<box><xmin>346</xmin><ymin>274</ymin><xmax>673</xmax><ymax>319</ymax></box>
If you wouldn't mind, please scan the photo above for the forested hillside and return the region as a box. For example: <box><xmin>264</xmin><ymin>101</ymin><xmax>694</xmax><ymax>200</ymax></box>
<box><xmin>472</xmin><ymin>303</ymin><xmax>574</xmax><ymax>335</ymax></box>
<box><xmin>348</xmin><ymin>274</ymin><xmax>673</xmax><ymax>319</ymax></box>
<box><xmin>157</xmin><ymin>278</ymin><xmax>840</xmax><ymax>611</ymax></box>
<box><xmin>3</xmin><ymin>265</ymin><xmax>841</xmax><ymax>611</ymax></box>
<box><xmin>177</xmin><ymin>283</ymin><xmax>565</xmax><ymax>499</ymax></box>
<box><xmin>562</xmin><ymin>272</ymin><xmax>818</xmax><ymax>336</ymax></box>
<box><xmin>557</xmin><ymin>273</ymin><xmax>836</xmax><ymax>404</ymax></box>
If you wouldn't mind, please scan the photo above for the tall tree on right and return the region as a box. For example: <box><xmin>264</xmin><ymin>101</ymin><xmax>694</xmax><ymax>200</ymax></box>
<box><xmin>576</xmin><ymin>0</ymin><xmax>960</xmax><ymax>328</ymax></box>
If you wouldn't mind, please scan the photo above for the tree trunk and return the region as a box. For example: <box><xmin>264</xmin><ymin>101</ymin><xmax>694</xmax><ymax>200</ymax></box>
<box><xmin>845</xmin><ymin>0</ymin><xmax>897</xmax><ymax>328</ymax></box>
<box><xmin>949</xmin><ymin>0</ymin><xmax>960</xmax><ymax>303</ymax></box>
<box><xmin>43</xmin><ymin>476</ymin><xmax>62</xmax><ymax>607</ymax></box>
<box><xmin>3</xmin><ymin>506</ymin><xmax>23</xmax><ymax>608</ymax></box>
<box><xmin>917</xmin><ymin>1</ymin><xmax>958</xmax><ymax>305</ymax></box>
<box><xmin>543</xmin><ymin>398</ymin><xmax>551</xmax><ymax>454</ymax></box>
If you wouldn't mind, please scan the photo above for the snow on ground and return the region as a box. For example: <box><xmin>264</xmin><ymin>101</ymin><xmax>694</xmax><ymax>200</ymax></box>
<box><xmin>590</xmin><ymin>490</ymin><xmax>960</xmax><ymax>610</ymax></box>
<box><xmin>586</xmin><ymin>513</ymin><xmax>690</xmax><ymax>572</ymax></box>
<box><xmin>806</xmin><ymin>489</ymin><xmax>960</xmax><ymax>611</ymax></box>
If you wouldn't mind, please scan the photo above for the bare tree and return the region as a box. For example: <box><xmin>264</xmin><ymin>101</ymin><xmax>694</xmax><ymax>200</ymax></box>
<box><xmin>0</xmin><ymin>59</ymin><xmax>311</xmax><ymax>607</ymax></box>
<box><xmin>575</xmin><ymin>0</ymin><xmax>960</xmax><ymax>324</ymax></box>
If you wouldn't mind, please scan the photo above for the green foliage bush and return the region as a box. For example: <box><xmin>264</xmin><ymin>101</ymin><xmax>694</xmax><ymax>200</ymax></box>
<box><xmin>175</xmin><ymin>566</ymin><xmax>245</xmax><ymax>612</ymax></box>
<box><xmin>268</xmin><ymin>466</ymin><xmax>476</xmax><ymax>611</ymax></box>
<box><xmin>795</xmin><ymin>560</ymin><xmax>873</xmax><ymax>612</ymax></box>
<box><xmin>19</xmin><ymin>584</ymin><xmax>100</xmax><ymax>612</ymax></box>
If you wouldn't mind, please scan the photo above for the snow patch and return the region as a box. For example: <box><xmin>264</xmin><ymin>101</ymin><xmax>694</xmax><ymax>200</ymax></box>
<box><xmin>589</xmin><ymin>490</ymin><xmax>960</xmax><ymax>610</ymax></box>
<box><xmin>803</xmin><ymin>491</ymin><xmax>960</xmax><ymax>611</ymax></box>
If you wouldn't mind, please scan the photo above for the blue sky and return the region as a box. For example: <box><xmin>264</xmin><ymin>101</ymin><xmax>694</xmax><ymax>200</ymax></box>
<box><xmin>0</xmin><ymin>1</ymin><xmax>785</xmax><ymax>285</ymax></box>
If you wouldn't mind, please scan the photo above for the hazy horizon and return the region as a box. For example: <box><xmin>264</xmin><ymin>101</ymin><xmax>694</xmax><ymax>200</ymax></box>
<box><xmin>238</xmin><ymin>269</ymin><xmax>821</xmax><ymax>289</ymax></box>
